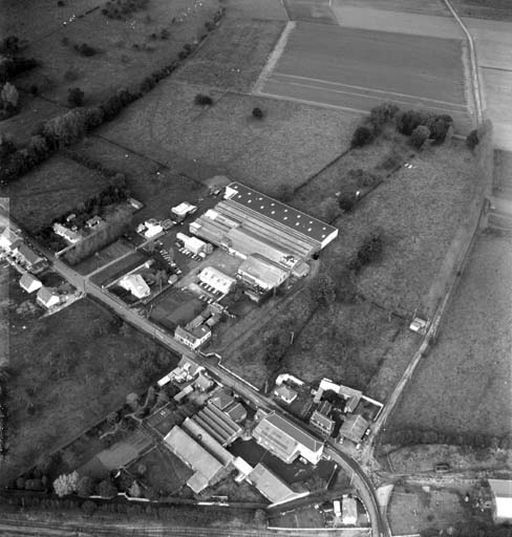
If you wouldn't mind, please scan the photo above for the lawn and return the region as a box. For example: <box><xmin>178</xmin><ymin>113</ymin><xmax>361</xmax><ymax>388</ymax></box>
<box><xmin>386</xmin><ymin>233</ymin><xmax>512</xmax><ymax>437</ymax></box>
<box><xmin>1</xmin><ymin>282</ymin><xmax>179</xmax><ymax>485</ymax></box>
<box><xmin>13</xmin><ymin>0</ymin><xmax>221</xmax><ymax>105</ymax></box>
<box><xmin>98</xmin><ymin>80</ymin><xmax>359</xmax><ymax>196</ymax></box>
<box><xmin>1</xmin><ymin>154</ymin><xmax>109</xmax><ymax>233</ymax></box>
<box><xmin>149</xmin><ymin>288</ymin><xmax>203</xmax><ymax>331</ymax></box>
<box><xmin>127</xmin><ymin>445</ymin><xmax>193</xmax><ymax>495</ymax></box>
<box><xmin>339</xmin><ymin>0</ymin><xmax>449</xmax><ymax>16</ymax></box>
<box><xmin>174</xmin><ymin>18</ymin><xmax>286</xmax><ymax>92</ymax></box>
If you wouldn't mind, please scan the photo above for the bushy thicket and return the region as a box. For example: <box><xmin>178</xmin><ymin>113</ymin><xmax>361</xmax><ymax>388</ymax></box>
<box><xmin>102</xmin><ymin>0</ymin><xmax>149</xmax><ymax>19</ymax></box>
<box><xmin>348</xmin><ymin>230</ymin><xmax>384</xmax><ymax>273</ymax></box>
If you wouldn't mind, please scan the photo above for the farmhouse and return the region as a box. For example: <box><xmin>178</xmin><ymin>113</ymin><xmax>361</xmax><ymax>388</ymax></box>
<box><xmin>174</xmin><ymin>324</ymin><xmax>211</xmax><ymax>350</ymax></box>
<box><xmin>163</xmin><ymin>425</ymin><xmax>229</xmax><ymax>494</ymax></box>
<box><xmin>488</xmin><ymin>479</ymin><xmax>512</xmax><ymax>523</ymax></box>
<box><xmin>119</xmin><ymin>274</ymin><xmax>150</xmax><ymax>299</ymax></box>
<box><xmin>315</xmin><ymin>378</ymin><xmax>363</xmax><ymax>413</ymax></box>
<box><xmin>19</xmin><ymin>272</ymin><xmax>42</xmax><ymax>294</ymax></box>
<box><xmin>252</xmin><ymin>412</ymin><xmax>323</xmax><ymax>465</ymax></box>
<box><xmin>247</xmin><ymin>463</ymin><xmax>302</xmax><ymax>505</ymax></box>
<box><xmin>310</xmin><ymin>409</ymin><xmax>335</xmax><ymax>437</ymax></box>
<box><xmin>189</xmin><ymin>182</ymin><xmax>338</xmax><ymax>273</ymax></box>
<box><xmin>36</xmin><ymin>287</ymin><xmax>60</xmax><ymax>309</ymax></box>
<box><xmin>198</xmin><ymin>266</ymin><xmax>236</xmax><ymax>295</ymax></box>
<box><xmin>274</xmin><ymin>384</ymin><xmax>298</xmax><ymax>405</ymax></box>
<box><xmin>13</xmin><ymin>243</ymin><xmax>45</xmax><ymax>272</ymax></box>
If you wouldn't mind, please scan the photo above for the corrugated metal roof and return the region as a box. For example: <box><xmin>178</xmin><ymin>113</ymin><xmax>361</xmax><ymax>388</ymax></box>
<box><xmin>225</xmin><ymin>182</ymin><xmax>338</xmax><ymax>245</ymax></box>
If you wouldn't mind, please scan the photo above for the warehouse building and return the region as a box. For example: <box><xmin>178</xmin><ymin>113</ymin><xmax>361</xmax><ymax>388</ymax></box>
<box><xmin>189</xmin><ymin>182</ymin><xmax>338</xmax><ymax>273</ymax></box>
<box><xmin>252</xmin><ymin>412</ymin><xmax>323</xmax><ymax>465</ymax></box>
<box><xmin>247</xmin><ymin>463</ymin><xmax>303</xmax><ymax>505</ymax></box>
<box><xmin>163</xmin><ymin>426</ymin><xmax>229</xmax><ymax>494</ymax></box>
<box><xmin>192</xmin><ymin>402</ymin><xmax>242</xmax><ymax>446</ymax></box>
<box><xmin>237</xmin><ymin>254</ymin><xmax>289</xmax><ymax>293</ymax></box>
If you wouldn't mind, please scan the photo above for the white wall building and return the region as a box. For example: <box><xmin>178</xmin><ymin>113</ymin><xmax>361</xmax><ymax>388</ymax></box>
<box><xmin>198</xmin><ymin>266</ymin><xmax>236</xmax><ymax>295</ymax></box>
<box><xmin>119</xmin><ymin>274</ymin><xmax>150</xmax><ymax>299</ymax></box>
<box><xmin>177</xmin><ymin>232</ymin><xmax>207</xmax><ymax>255</ymax></box>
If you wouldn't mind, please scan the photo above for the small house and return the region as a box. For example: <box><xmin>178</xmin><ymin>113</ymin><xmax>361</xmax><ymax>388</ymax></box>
<box><xmin>86</xmin><ymin>216</ymin><xmax>103</xmax><ymax>229</ymax></box>
<box><xmin>13</xmin><ymin>243</ymin><xmax>45</xmax><ymax>272</ymax></box>
<box><xmin>489</xmin><ymin>479</ymin><xmax>512</xmax><ymax>523</ymax></box>
<box><xmin>36</xmin><ymin>287</ymin><xmax>60</xmax><ymax>309</ymax></box>
<box><xmin>119</xmin><ymin>274</ymin><xmax>150</xmax><ymax>299</ymax></box>
<box><xmin>19</xmin><ymin>272</ymin><xmax>42</xmax><ymax>294</ymax></box>
<box><xmin>174</xmin><ymin>324</ymin><xmax>211</xmax><ymax>350</ymax></box>
<box><xmin>171</xmin><ymin>202</ymin><xmax>197</xmax><ymax>221</ymax></box>
<box><xmin>0</xmin><ymin>227</ymin><xmax>21</xmax><ymax>252</ymax></box>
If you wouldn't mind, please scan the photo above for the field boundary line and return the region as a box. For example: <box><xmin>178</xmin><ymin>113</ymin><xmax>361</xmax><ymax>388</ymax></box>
<box><xmin>253</xmin><ymin>21</ymin><xmax>296</xmax><ymax>95</ymax></box>
<box><xmin>265</xmin><ymin>79</ymin><xmax>467</xmax><ymax>114</ymax></box>
<box><xmin>272</xmin><ymin>72</ymin><xmax>467</xmax><ymax>108</ymax></box>
<box><xmin>442</xmin><ymin>0</ymin><xmax>483</xmax><ymax>125</ymax></box>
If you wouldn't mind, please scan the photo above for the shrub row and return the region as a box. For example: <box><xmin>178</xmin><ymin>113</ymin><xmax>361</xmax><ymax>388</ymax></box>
<box><xmin>102</xmin><ymin>0</ymin><xmax>149</xmax><ymax>20</ymax></box>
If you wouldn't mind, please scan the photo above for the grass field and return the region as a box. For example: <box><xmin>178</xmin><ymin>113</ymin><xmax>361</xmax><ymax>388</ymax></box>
<box><xmin>1</xmin><ymin>268</ymin><xmax>179</xmax><ymax>484</ymax></box>
<box><xmin>14</xmin><ymin>0</ymin><xmax>220</xmax><ymax>105</ymax></box>
<box><xmin>387</xmin><ymin>233</ymin><xmax>512</xmax><ymax>437</ymax></box>
<box><xmin>174</xmin><ymin>18</ymin><xmax>286</xmax><ymax>92</ymax></box>
<box><xmin>2</xmin><ymin>154</ymin><xmax>109</xmax><ymax>233</ymax></box>
<box><xmin>98</xmin><ymin>80</ymin><xmax>359</xmax><ymax>196</ymax></box>
<box><xmin>223</xmin><ymin>0</ymin><xmax>288</xmax><ymax>20</ymax></box>
<box><xmin>322</xmin><ymin>139</ymin><xmax>478</xmax><ymax>316</ymax></box>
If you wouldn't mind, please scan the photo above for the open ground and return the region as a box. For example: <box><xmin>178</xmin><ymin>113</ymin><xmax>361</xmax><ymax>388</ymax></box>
<box><xmin>1</xmin><ymin>265</ymin><xmax>178</xmax><ymax>484</ymax></box>
<box><xmin>256</xmin><ymin>23</ymin><xmax>472</xmax><ymax>133</ymax></box>
<box><xmin>97</xmin><ymin>79</ymin><xmax>359</xmax><ymax>196</ymax></box>
<box><xmin>387</xmin><ymin>233</ymin><xmax>512</xmax><ymax>437</ymax></box>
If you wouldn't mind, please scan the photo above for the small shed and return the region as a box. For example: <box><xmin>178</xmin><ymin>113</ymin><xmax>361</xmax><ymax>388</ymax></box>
<box><xmin>19</xmin><ymin>272</ymin><xmax>42</xmax><ymax>294</ymax></box>
<box><xmin>489</xmin><ymin>479</ymin><xmax>512</xmax><ymax>522</ymax></box>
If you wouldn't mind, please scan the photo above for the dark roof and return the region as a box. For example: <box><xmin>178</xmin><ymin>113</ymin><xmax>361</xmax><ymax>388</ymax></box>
<box><xmin>16</xmin><ymin>244</ymin><xmax>43</xmax><ymax>265</ymax></box>
<box><xmin>339</xmin><ymin>414</ymin><xmax>369</xmax><ymax>443</ymax></box>
<box><xmin>225</xmin><ymin>182</ymin><xmax>338</xmax><ymax>245</ymax></box>
<box><xmin>210</xmin><ymin>390</ymin><xmax>235</xmax><ymax>411</ymax></box>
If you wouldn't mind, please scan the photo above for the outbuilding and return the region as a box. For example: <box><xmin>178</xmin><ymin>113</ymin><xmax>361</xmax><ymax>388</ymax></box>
<box><xmin>489</xmin><ymin>479</ymin><xmax>512</xmax><ymax>522</ymax></box>
<box><xmin>36</xmin><ymin>287</ymin><xmax>60</xmax><ymax>309</ymax></box>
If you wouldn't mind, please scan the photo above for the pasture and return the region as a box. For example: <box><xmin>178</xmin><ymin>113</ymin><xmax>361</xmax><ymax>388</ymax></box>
<box><xmin>98</xmin><ymin>80</ymin><xmax>359</xmax><ymax>196</ymax></box>
<box><xmin>75</xmin><ymin>239</ymin><xmax>134</xmax><ymax>276</ymax></box>
<box><xmin>387</xmin><ymin>233</ymin><xmax>512</xmax><ymax>437</ymax></box>
<box><xmin>333</xmin><ymin>0</ymin><xmax>449</xmax><ymax>17</ymax></box>
<box><xmin>13</xmin><ymin>0</ymin><xmax>220</xmax><ymax>105</ymax></box>
<box><xmin>257</xmin><ymin>23</ymin><xmax>472</xmax><ymax>133</ymax></box>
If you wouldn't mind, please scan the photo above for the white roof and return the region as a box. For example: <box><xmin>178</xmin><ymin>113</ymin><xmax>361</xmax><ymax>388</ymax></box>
<box><xmin>172</xmin><ymin>202</ymin><xmax>197</xmax><ymax>216</ymax></box>
<box><xmin>198</xmin><ymin>266</ymin><xmax>236</xmax><ymax>294</ymax></box>
<box><xmin>119</xmin><ymin>274</ymin><xmax>150</xmax><ymax>298</ymax></box>
<box><xmin>489</xmin><ymin>480</ymin><xmax>512</xmax><ymax>520</ymax></box>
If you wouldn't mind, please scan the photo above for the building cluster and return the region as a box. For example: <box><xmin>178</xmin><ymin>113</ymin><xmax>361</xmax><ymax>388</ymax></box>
<box><xmin>0</xmin><ymin>224</ymin><xmax>71</xmax><ymax>311</ymax></box>
<box><xmin>149</xmin><ymin>358</ymin><xmax>323</xmax><ymax>505</ymax></box>
<box><xmin>187</xmin><ymin>182</ymin><xmax>338</xmax><ymax>302</ymax></box>
<box><xmin>174</xmin><ymin>301</ymin><xmax>225</xmax><ymax>349</ymax></box>
<box><xmin>273</xmin><ymin>375</ymin><xmax>383</xmax><ymax>447</ymax></box>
